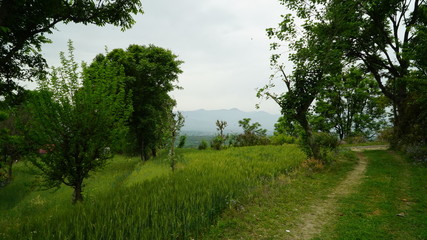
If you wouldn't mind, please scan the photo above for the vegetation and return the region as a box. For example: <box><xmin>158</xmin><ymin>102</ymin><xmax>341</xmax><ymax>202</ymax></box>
<box><xmin>260</xmin><ymin>0</ymin><xmax>427</xmax><ymax>160</ymax></box>
<box><xmin>317</xmin><ymin>151</ymin><xmax>427</xmax><ymax>239</ymax></box>
<box><xmin>233</xmin><ymin>118</ymin><xmax>270</xmax><ymax>147</ymax></box>
<box><xmin>168</xmin><ymin>112</ymin><xmax>185</xmax><ymax>171</ymax></box>
<box><xmin>198</xmin><ymin>139</ymin><xmax>209</xmax><ymax>150</ymax></box>
<box><xmin>311</xmin><ymin>68</ymin><xmax>387</xmax><ymax>141</ymax></box>
<box><xmin>27</xmin><ymin>41</ymin><xmax>131</xmax><ymax>203</ymax></box>
<box><xmin>211</xmin><ymin>120</ymin><xmax>228</xmax><ymax>150</ymax></box>
<box><xmin>204</xmin><ymin>150</ymin><xmax>427</xmax><ymax>239</ymax></box>
<box><xmin>0</xmin><ymin>145</ymin><xmax>305</xmax><ymax>239</ymax></box>
<box><xmin>89</xmin><ymin>45</ymin><xmax>183</xmax><ymax>160</ymax></box>
<box><xmin>0</xmin><ymin>0</ymin><xmax>143</xmax><ymax>95</ymax></box>
<box><xmin>1</xmin><ymin>0</ymin><xmax>425</xmax><ymax>238</ymax></box>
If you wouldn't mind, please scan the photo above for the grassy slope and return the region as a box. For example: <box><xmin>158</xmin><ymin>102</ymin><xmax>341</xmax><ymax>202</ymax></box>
<box><xmin>0</xmin><ymin>145</ymin><xmax>305</xmax><ymax>240</ymax></box>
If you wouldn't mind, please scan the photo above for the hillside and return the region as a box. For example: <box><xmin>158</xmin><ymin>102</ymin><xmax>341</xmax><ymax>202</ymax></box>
<box><xmin>180</xmin><ymin>108</ymin><xmax>280</xmax><ymax>135</ymax></box>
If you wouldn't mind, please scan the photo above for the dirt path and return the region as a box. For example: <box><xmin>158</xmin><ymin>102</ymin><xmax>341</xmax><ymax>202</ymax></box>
<box><xmin>288</xmin><ymin>152</ymin><xmax>368</xmax><ymax>239</ymax></box>
<box><xmin>349</xmin><ymin>145</ymin><xmax>389</xmax><ymax>152</ymax></box>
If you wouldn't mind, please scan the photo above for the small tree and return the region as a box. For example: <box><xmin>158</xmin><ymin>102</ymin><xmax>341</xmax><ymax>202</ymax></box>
<box><xmin>212</xmin><ymin>120</ymin><xmax>228</xmax><ymax>150</ymax></box>
<box><xmin>235</xmin><ymin>118</ymin><xmax>269</xmax><ymax>147</ymax></box>
<box><xmin>178</xmin><ymin>135</ymin><xmax>187</xmax><ymax>148</ymax></box>
<box><xmin>198</xmin><ymin>140</ymin><xmax>208</xmax><ymax>150</ymax></box>
<box><xmin>168</xmin><ymin>112</ymin><xmax>185</xmax><ymax>171</ymax></box>
<box><xmin>28</xmin><ymin>41</ymin><xmax>131</xmax><ymax>203</ymax></box>
<box><xmin>0</xmin><ymin>112</ymin><xmax>25</xmax><ymax>185</ymax></box>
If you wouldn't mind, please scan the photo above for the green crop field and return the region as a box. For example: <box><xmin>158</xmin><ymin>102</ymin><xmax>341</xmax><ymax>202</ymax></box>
<box><xmin>0</xmin><ymin>145</ymin><xmax>305</xmax><ymax>240</ymax></box>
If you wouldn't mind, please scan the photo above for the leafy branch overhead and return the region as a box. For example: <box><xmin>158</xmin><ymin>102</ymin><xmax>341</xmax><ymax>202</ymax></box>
<box><xmin>0</xmin><ymin>0</ymin><xmax>143</xmax><ymax>93</ymax></box>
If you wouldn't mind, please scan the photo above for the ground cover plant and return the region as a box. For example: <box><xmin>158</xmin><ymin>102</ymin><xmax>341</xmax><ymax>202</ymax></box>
<box><xmin>316</xmin><ymin>151</ymin><xmax>427</xmax><ymax>240</ymax></box>
<box><xmin>0</xmin><ymin>145</ymin><xmax>305</xmax><ymax>239</ymax></box>
<box><xmin>203</xmin><ymin>150</ymin><xmax>427</xmax><ymax>239</ymax></box>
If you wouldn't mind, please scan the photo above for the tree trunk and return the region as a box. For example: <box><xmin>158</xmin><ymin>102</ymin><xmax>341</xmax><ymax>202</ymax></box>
<box><xmin>140</xmin><ymin>140</ymin><xmax>146</xmax><ymax>161</ymax></box>
<box><xmin>391</xmin><ymin>100</ymin><xmax>410</xmax><ymax>149</ymax></box>
<box><xmin>7</xmin><ymin>158</ymin><xmax>13</xmax><ymax>181</ymax></box>
<box><xmin>297</xmin><ymin>115</ymin><xmax>321</xmax><ymax>160</ymax></box>
<box><xmin>72</xmin><ymin>183</ymin><xmax>83</xmax><ymax>204</ymax></box>
<box><xmin>151</xmin><ymin>147</ymin><xmax>157</xmax><ymax>158</ymax></box>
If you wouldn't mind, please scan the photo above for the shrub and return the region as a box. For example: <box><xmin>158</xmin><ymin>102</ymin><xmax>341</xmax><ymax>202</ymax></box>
<box><xmin>270</xmin><ymin>134</ymin><xmax>297</xmax><ymax>145</ymax></box>
<box><xmin>301</xmin><ymin>158</ymin><xmax>324</xmax><ymax>173</ymax></box>
<box><xmin>211</xmin><ymin>136</ymin><xmax>226</xmax><ymax>150</ymax></box>
<box><xmin>178</xmin><ymin>135</ymin><xmax>187</xmax><ymax>148</ymax></box>
<box><xmin>403</xmin><ymin>143</ymin><xmax>427</xmax><ymax>163</ymax></box>
<box><xmin>313</xmin><ymin>132</ymin><xmax>339</xmax><ymax>150</ymax></box>
<box><xmin>198</xmin><ymin>140</ymin><xmax>208</xmax><ymax>150</ymax></box>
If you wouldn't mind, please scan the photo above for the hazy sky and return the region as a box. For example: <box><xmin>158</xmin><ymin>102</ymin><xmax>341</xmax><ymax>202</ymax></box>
<box><xmin>36</xmin><ymin>0</ymin><xmax>288</xmax><ymax>114</ymax></box>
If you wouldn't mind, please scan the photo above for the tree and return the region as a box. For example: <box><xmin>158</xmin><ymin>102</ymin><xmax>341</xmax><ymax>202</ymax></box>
<box><xmin>212</xmin><ymin>120</ymin><xmax>228</xmax><ymax>150</ymax></box>
<box><xmin>0</xmin><ymin>111</ymin><xmax>27</xmax><ymax>185</ymax></box>
<box><xmin>271</xmin><ymin>0</ymin><xmax>427</xmax><ymax>149</ymax></box>
<box><xmin>216</xmin><ymin>120</ymin><xmax>228</xmax><ymax>139</ymax></box>
<box><xmin>0</xmin><ymin>88</ymin><xmax>31</xmax><ymax>185</ymax></box>
<box><xmin>28</xmin><ymin>41</ymin><xmax>131</xmax><ymax>203</ymax></box>
<box><xmin>259</xmin><ymin>9</ymin><xmax>343</xmax><ymax>159</ymax></box>
<box><xmin>0</xmin><ymin>0</ymin><xmax>143</xmax><ymax>94</ymax></box>
<box><xmin>178</xmin><ymin>135</ymin><xmax>187</xmax><ymax>149</ymax></box>
<box><xmin>88</xmin><ymin>45</ymin><xmax>183</xmax><ymax>160</ymax></box>
<box><xmin>234</xmin><ymin>118</ymin><xmax>269</xmax><ymax>147</ymax></box>
<box><xmin>311</xmin><ymin>68</ymin><xmax>388</xmax><ymax>141</ymax></box>
<box><xmin>168</xmin><ymin>112</ymin><xmax>185</xmax><ymax>171</ymax></box>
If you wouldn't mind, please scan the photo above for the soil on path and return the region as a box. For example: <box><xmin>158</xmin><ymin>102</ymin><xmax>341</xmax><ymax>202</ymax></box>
<box><xmin>349</xmin><ymin>145</ymin><xmax>389</xmax><ymax>152</ymax></box>
<box><xmin>288</xmin><ymin>152</ymin><xmax>368</xmax><ymax>239</ymax></box>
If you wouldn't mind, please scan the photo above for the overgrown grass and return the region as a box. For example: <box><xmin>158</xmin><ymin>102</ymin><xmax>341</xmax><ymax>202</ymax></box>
<box><xmin>0</xmin><ymin>145</ymin><xmax>305</xmax><ymax>239</ymax></box>
<box><xmin>315</xmin><ymin>151</ymin><xmax>427</xmax><ymax>240</ymax></box>
<box><xmin>203</xmin><ymin>149</ymin><xmax>359</xmax><ymax>239</ymax></box>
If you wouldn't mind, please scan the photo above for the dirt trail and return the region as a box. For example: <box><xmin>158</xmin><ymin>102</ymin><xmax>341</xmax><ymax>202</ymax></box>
<box><xmin>349</xmin><ymin>145</ymin><xmax>389</xmax><ymax>152</ymax></box>
<box><xmin>288</xmin><ymin>152</ymin><xmax>368</xmax><ymax>239</ymax></box>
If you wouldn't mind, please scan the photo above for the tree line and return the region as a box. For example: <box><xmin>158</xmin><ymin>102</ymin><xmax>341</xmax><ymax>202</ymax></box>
<box><xmin>259</xmin><ymin>0</ymin><xmax>427</xmax><ymax>162</ymax></box>
<box><xmin>0</xmin><ymin>1</ymin><xmax>187</xmax><ymax>203</ymax></box>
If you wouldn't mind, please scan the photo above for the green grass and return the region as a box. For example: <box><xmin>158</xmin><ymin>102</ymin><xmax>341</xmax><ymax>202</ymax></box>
<box><xmin>315</xmin><ymin>151</ymin><xmax>427</xmax><ymax>240</ymax></box>
<box><xmin>203</xmin><ymin>150</ymin><xmax>427</xmax><ymax>240</ymax></box>
<box><xmin>203</xmin><ymin>149</ymin><xmax>359</xmax><ymax>239</ymax></box>
<box><xmin>0</xmin><ymin>145</ymin><xmax>305</xmax><ymax>240</ymax></box>
<box><xmin>340</xmin><ymin>141</ymin><xmax>388</xmax><ymax>147</ymax></box>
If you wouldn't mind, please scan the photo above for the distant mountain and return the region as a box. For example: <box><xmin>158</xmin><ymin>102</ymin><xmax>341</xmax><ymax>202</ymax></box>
<box><xmin>180</xmin><ymin>108</ymin><xmax>280</xmax><ymax>135</ymax></box>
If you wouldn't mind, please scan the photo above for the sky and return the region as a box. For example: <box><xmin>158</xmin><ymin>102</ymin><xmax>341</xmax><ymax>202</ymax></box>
<box><xmin>35</xmin><ymin>0</ymin><xmax>289</xmax><ymax>114</ymax></box>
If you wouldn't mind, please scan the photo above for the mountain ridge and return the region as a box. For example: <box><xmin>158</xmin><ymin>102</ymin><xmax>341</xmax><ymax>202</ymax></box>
<box><xmin>179</xmin><ymin>108</ymin><xmax>280</xmax><ymax>135</ymax></box>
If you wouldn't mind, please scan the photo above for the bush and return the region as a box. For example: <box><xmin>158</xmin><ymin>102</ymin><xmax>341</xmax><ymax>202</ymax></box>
<box><xmin>313</xmin><ymin>132</ymin><xmax>339</xmax><ymax>150</ymax></box>
<box><xmin>198</xmin><ymin>140</ymin><xmax>208</xmax><ymax>150</ymax></box>
<box><xmin>301</xmin><ymin>158</ymin><xmax>324</xmax><ymax>173</ymax></box>
<box><xmin>178</xmin><ymin>135</ymin><xmax>187</xmax><ymax>148</ymax></box>
<box><xmin>403</xmin><ymin>143</ymin><xmax>427</xmax><ymax>163</ymax></box>
<box><xmin>270</xmin><ymin>134</ymin><xmax>297</xmax><ymax>145</ymax></box>
<box><xmin>211</xmin><ymin>136</ymin><xmax>226</xmax><ymax>150</ymax></box>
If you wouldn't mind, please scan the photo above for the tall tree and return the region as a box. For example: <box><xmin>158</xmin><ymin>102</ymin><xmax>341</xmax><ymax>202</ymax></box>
<box><xmin>0</xmin><ymin>0</ymin><xmax>143</xmax><ymax>94</ymax></box>
<box><xmin>28</xmin><ymin>41</ymin><xmax>131</xmax><ymax>203</ymax></box>
<box><xmin>271</xmin><ymin>0</ymin><xmax>427</xmax><ymax>149</ymax></box>
<box><xmin>259</xmin><ymin>9</ymin><xmax>343</xmax><ymax>159</ymax></box>
<box><xmin>311</xmin><ymin>68</ymin><xmax>387</xmax><ymax>141</ymax></box>
<box><xmin>89</xmin><ymin>45</ymin><xmax>183</xmax><ymax>160</ymax></box>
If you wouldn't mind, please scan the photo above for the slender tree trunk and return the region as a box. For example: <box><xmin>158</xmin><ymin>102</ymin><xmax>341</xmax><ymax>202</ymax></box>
<box><xmin>297</xmin><ymin>115</ymin><xmax>320</xmax><ymax>160</ymax></box>
<box><xmin>7</xmin><ymin>158</ymin><xmax>13</xmax><ymax>181</ymax></box>
<box><xmin>72</xmin><ymin>183</ymin><xmax>83</xmax><ymax>204</ymax></box>
<box><xmin>140</xmin><ymin>140</ymin><xmax>146</xmax><ymax>161</ymax></box>
<box><xmin>151</xmin><ymin>147</ymin><xmax>157</xmax><ymax>158</ymax></box>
